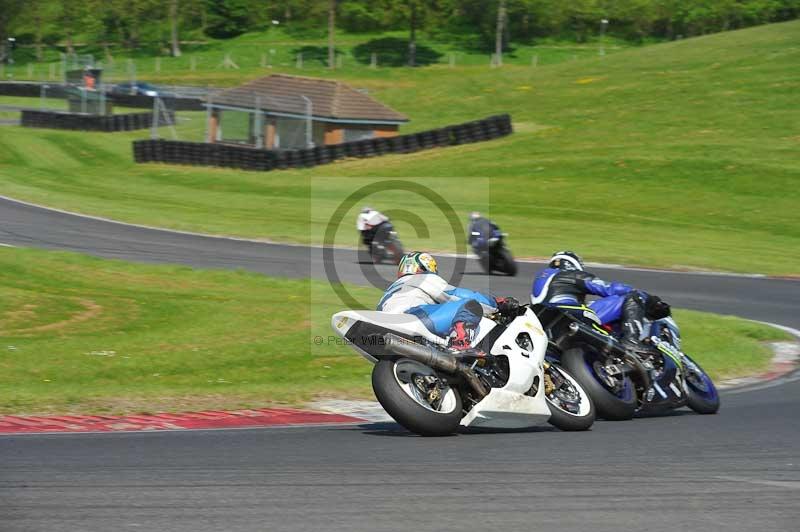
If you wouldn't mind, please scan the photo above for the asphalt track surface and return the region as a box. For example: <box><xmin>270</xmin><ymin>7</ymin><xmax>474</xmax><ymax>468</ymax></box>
<box><xmin>1</xmin><ymin>196</ymin><xmax>799</xmax><ymax>531</ymax></box>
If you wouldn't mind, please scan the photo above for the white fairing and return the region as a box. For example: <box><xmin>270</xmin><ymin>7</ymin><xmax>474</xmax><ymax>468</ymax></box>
<box><xmin>461</xmin><ymin>308</ymin><xmax>551</xmax><ymax>428</ymax></box>
<box><xmin>331</xmin><ymin>307</ymin><xmax>552</xmax><ymax>429</ymax></box>
<box><xmin>331</xmin><ymin>310</ymin><xmax>445</xmax><ymax>363</ymax></box>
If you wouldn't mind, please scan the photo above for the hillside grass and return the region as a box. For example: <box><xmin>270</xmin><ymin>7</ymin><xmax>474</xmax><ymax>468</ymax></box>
<box><xmin>0</xmin><ymin>247</ymin><xmax>788</xmax><ymax>415</ymax></box>
<box><xmin>0</xmin><ymin>21</ymin><xmax>798</xmax><ymax>274</ymax></box>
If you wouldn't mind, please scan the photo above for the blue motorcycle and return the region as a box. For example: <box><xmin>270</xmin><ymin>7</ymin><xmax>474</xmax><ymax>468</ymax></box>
<box><xmin>533</xmin><ymin>304</ymin><xmax>720</xmax><ymax>420</ymax></box>
<box><xmin>469</xmin><ymin>222</ymin><xmax>517</xmax><ymax>276</ymax></box>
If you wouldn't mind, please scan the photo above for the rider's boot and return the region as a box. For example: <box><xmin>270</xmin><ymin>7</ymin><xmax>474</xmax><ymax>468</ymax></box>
<box><xmin>447</xmin><ymin>321</ymin><xmax>486</xmax><ymax>357</ymax></box>
<box><xmin>621</xmin><ymin>296</ymin><xmax>650</xmax><ymax>356</ymax></box>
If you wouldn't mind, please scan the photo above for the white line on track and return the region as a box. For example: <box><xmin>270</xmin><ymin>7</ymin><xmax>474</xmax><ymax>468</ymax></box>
<box><xmin>0</xmin><ymin>194</ymin><xmax>780</xmax><ymax>280</ymax></box>
<box><xmin>714</xmin><ymin>476</ymin><xmax>800</xmax><ymax>490</ymax></box>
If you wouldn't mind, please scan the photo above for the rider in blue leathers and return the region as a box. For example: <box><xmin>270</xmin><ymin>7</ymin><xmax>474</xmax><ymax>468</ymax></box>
<box><xmin>531</xmin><ymin>251</ymin><xmax>668</xmax><ymax>350</ymax></box>
<box><xmin>378</xmin><ymin>252</ymin><xmax>519</xmax><ymax>350</ymax></box>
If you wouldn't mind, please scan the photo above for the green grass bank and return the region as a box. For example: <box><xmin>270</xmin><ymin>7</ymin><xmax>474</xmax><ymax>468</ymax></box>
<box><xmin>0</xmin><ymin>247</ymin><xmax>789</xmax><ymax>415</ymax></box>
<box><xmin>0</xmin><ymin>21</ymin><xmax>798</xmax><ymax>274</ymax></box>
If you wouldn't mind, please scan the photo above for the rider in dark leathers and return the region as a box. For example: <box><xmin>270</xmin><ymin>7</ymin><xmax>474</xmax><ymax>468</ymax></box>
<box><xmin>531</xmin><ymin>251</ymin><xmax>670</xmax><ymax>351</ymax></box>
<box><xmin>467</xmin><ymin>212</ymin><xmax>500</xmax><ymax>249</ymax></box>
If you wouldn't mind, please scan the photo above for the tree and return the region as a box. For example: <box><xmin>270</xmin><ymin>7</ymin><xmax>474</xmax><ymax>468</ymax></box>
<box><xmin>204</xmin><ymin>0</ymin><xmax>252</xmax><ymax>38</ymax></box>
<box><xmin>0</xmin><ymin>0</ymin><xmax>24</xmax><ymax>63</ymax></box>
<box><xmin>27</xmin><ymin>0</ymin><xmax>44</xmax><ymax>61</ymax></box>
<box><xmin>495</xmin><ymin>0</ymin><xmax>506</xmax><ymax>64</ymax></box>
<box><xmin>170</xmin><ymin>0</ymin><xmax>182</xmax><ymax>57</ymax></box>
<box><xmin>328</xmin><ymin>0</ymin><xmax>335</xmax><ymax>68</ymax></box>
<box><xmin>58</xmin><ymin>0</ymin><xmax>87</xmax><ymax>55</ymax></box>
<box><xmin>86</xmin><ymin>0</ymin><xmax>120</xmax><ymax>61</ymax></box>
<box><xmin>403</xmin><ymin>0</ymin><xmax>432</xmax><ymax>67</ymax></box>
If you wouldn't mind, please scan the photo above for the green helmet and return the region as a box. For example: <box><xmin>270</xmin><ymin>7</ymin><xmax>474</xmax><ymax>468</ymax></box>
<box><xmin>397</xmin><ymin>252</ymin><xmax>438</xmax><ymax>278</ymax></box>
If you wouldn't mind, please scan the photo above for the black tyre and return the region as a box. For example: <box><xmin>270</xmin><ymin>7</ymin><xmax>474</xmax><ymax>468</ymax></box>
<box><xmin>544</xmin><ymin>364</ymin><xmax>595</xmax><ymax>431</ymax></box>
<box><xmin>388</xmin><ymin>240</ymin><xmax>404</xmax><ymax>265</ymax></box>
<box><xmin>479</xmin><ymin>252</ymin><xmax>492</xmax><ymax>274</ymax></box>
<box><xmin>683</xmin><ymin>354</ymin><xmax>720</xmax><ymax>414</ymax></box>
<box><xmin>371</xmin><ymin>358</ymin><xmax>462</xmax><ymax>436</ymax></box>
<box><xmin>370</xmin><ymin>243</ymin><xmax>385</xmax><ymax>264</ymax></box>
<box><xmin>496</xmin><ymin>247</ymin><xmax>517</xmax><ymax>276</ymax></box>
<box><xmin>561</xmin><ymin>347</ymin><xmax>637</xmax><ymax>421</ymax></box>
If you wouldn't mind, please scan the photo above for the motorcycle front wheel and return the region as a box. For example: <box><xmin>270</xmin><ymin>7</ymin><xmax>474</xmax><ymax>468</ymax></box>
<box><xmin>544</xmin><ymin>364</ymin><xmax>595</xmax><ymax>431</ymax></box>
<box><xmin>682</xmin><ymin>354</ymin><xmax>720</xmax><ymax>414</ymax></box>
<box><xmin>372</xmin><ymin>358</ymin><xmax>463</xmax><ymax>436</ymax></box>
<box><xmin>387</xmin><ymin>240</ymin><xmax>404</xmax><ymax>265</ymax></box>
<box><xmin>561</xmin><ymin>347</ymin><xmax>637</xmax><ymax>421</ymax></box>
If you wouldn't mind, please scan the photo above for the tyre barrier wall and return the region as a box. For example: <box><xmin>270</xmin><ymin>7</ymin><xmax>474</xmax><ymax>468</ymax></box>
<box><xmin>0</xmin><ymin>82</ymin><xmax>68</xmax><ymax>98</ymax></box>
<box><xmin>132</xmin><ymin>114</ymin><xmax>513</xmax><ymax>171</ymax></box>
<box><xmin>21</xmin><ymin>109</ymin><xmax>176</xmax><ymax>132</ymax></box>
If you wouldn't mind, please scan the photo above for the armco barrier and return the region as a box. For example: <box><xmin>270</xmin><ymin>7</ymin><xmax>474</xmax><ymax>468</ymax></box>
<box><xmin>133</xmin><ymin>114</ymin><xmax>513</xmax><ymax>172</ymax></box>
<box><xmin>0</xmin><ymin>83</ymin><xmax>204</xmax><ymax>111</ymax></box>
<box><xmin>0</xmin><ymin>82</ymin><xmax>68</xmax><ymax>98</ymax></box>
<box><xmin>21</xmin><ymin>109</ymin><xmax>175</xmax><ymax>132</ymax></box>
<box><xmin>109</xmin><ymin>93</ymin><xmax>205</xmax><ymax>111</ymax></box>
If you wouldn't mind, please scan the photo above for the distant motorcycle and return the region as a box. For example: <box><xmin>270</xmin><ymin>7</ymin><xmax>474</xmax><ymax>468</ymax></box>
<box><xmin>331</xmin><ymin>304</ymin><xmax>595</xmax><ymax>436</ymax></box>
<box><xmin>534</xmin><ymin>303</ymin><xmax>719</xmax><ymax>420</ymax></box>
<box><xmin>368</xmin><ymin>222</ymin><xmax>404</xmax><ymax>265</ymax></box>
<box><xmin>469</xmin><ymin>219</ymin><xmax>517</xmax><ymax>276</ymax></box>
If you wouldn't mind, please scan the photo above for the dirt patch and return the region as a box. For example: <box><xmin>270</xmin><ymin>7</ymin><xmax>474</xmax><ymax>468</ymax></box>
<box><xmin>0</xmin><ymin>298</ymin><xmax>103</xmax><ymax>336</ymax></box>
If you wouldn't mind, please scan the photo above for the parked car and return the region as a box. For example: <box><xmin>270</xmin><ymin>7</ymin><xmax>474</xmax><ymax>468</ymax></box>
<box><xmin>111</xmin><ymin>82</ymin><xmax>173</xmax><ymax>98</ymax></box>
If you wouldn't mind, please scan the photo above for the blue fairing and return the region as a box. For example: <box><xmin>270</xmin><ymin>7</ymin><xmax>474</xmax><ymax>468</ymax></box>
<box><xmin>588</xmin><ymin>295</ymin><xmax>626</xmax><ymax>324</ymax></box>
<box><xmin>531</xmin><ymin>268</ymin><xmax>559</xmax><ymax>302</ymax></box>
<box><xmin>650</xmin><ymin>317</ymin><xmax>682</xmax><ymax>348</ymax></box>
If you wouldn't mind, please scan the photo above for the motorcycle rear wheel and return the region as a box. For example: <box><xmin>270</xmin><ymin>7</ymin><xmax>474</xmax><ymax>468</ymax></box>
<box><xmin>495</xmin><ymin>248</ymin><xmax>517</xmax><ymax>276</ymax></box>
<box><xmin>372</xmin><ymin>358</ymin><xmax>463</xmax><ymax>436</ymax></box>
<box><xmin>561</xmin><ymin>347</ymin><xmax>637</xmax><ymax>421</ymax></box>
<box><xmin>370</xmin><ymin>244</ymin><xmax>385</xmax><ymax>264</ymax></box>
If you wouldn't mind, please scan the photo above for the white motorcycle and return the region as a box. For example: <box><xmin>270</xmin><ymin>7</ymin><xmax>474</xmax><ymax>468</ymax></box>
<box><xmin>331</xmin><ymin>305</ymin><xmax>595</xmax><ymax>436</ymax></box>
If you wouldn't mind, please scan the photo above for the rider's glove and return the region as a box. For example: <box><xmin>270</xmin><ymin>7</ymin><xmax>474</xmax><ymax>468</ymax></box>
<box><xmin>644</xmin><ymin>293</ymin><xmax>671</xmax><ymax>320</ymax></box>
<box><xmin>495</xmin><ymin>296</ymin><xmax>520</xmax><ymax>317</ymax></box>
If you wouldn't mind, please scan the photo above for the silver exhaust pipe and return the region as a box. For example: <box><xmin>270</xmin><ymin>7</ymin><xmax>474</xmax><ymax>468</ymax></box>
<box><xmin>382</xmin><ymin>334</ymin><xmax>488</xmax><ymax>398</ymax></box>
<box><xmin>383</xmin><ymin>333</ymin><xmax>459</xmax><ymax>373</ymax></box>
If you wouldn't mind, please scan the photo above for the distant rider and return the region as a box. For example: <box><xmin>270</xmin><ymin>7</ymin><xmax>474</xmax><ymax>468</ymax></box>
<box><xmin>467</xmin><ymin>211</ymin><xmax>501</xmax><ymax>248</ymax></box>
<box><xmin>357</xmin><ymin>206</ymin><xmax>390</xmax><ymax>249</ymax></box>
<box><xmin>530</xmin><ymin>251</ymin><xmax>670</xmax><ymax>351</ymax></box>
<box><xmin>378</xmin><ymin>252</ymin><xmax>519</xmax><ymax>351</ymax></box>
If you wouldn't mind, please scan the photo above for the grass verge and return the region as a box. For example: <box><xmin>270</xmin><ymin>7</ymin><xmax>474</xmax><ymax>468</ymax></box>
<box><xmin>0</xmin><ymin>22</ymin><xmax>798</xmax><ymax>274</ymax></box>
<box><xmin>0</xmin><ymin>247</ymin><xmax>789</xmax><ymax>415</ymax></box>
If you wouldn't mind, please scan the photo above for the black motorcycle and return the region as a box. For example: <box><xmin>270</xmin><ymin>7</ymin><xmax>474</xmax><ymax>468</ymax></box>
<box><xmin>469</xmin><ymin>224</ymin><xmax>517</xmax><ymax>276</ymax></box>
<box><xmin>368</xmin><ymin>222</ymin><xmax>404</xmax><ymax>265</ymax></box>
<box><xmin>533</xmin><ymin>304</ymin><xmax>719</xmax><ymax>420</ymax></box>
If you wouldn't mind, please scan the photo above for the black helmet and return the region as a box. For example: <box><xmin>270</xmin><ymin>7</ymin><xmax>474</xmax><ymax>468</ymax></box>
<box><xmin>549</xmin><ymin>251</ymin><xmax>584</xmax><ymax>271</ymax></box>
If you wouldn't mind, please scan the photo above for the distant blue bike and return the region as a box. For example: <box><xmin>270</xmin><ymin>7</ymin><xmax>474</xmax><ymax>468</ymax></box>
<box><xmin>534</xmin><ymin>303</ymin><xmax>720</xmax><ymax>420</ymax></box>
<box><xmin>469</xmin><ymin>220</ymin><xmax>517</xmax><ymax>276</ymax></box>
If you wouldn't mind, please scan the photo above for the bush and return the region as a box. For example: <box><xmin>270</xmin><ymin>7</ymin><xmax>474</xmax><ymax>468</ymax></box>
<box><xmin>339</xmin><ymin>2</ymin><xmax>386</xmax><ymax>32</ymax></box>
<box><xmin>204</xmin><ymin>0</ymin><xmax>252</xmax><ymax>39</ymax></box>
